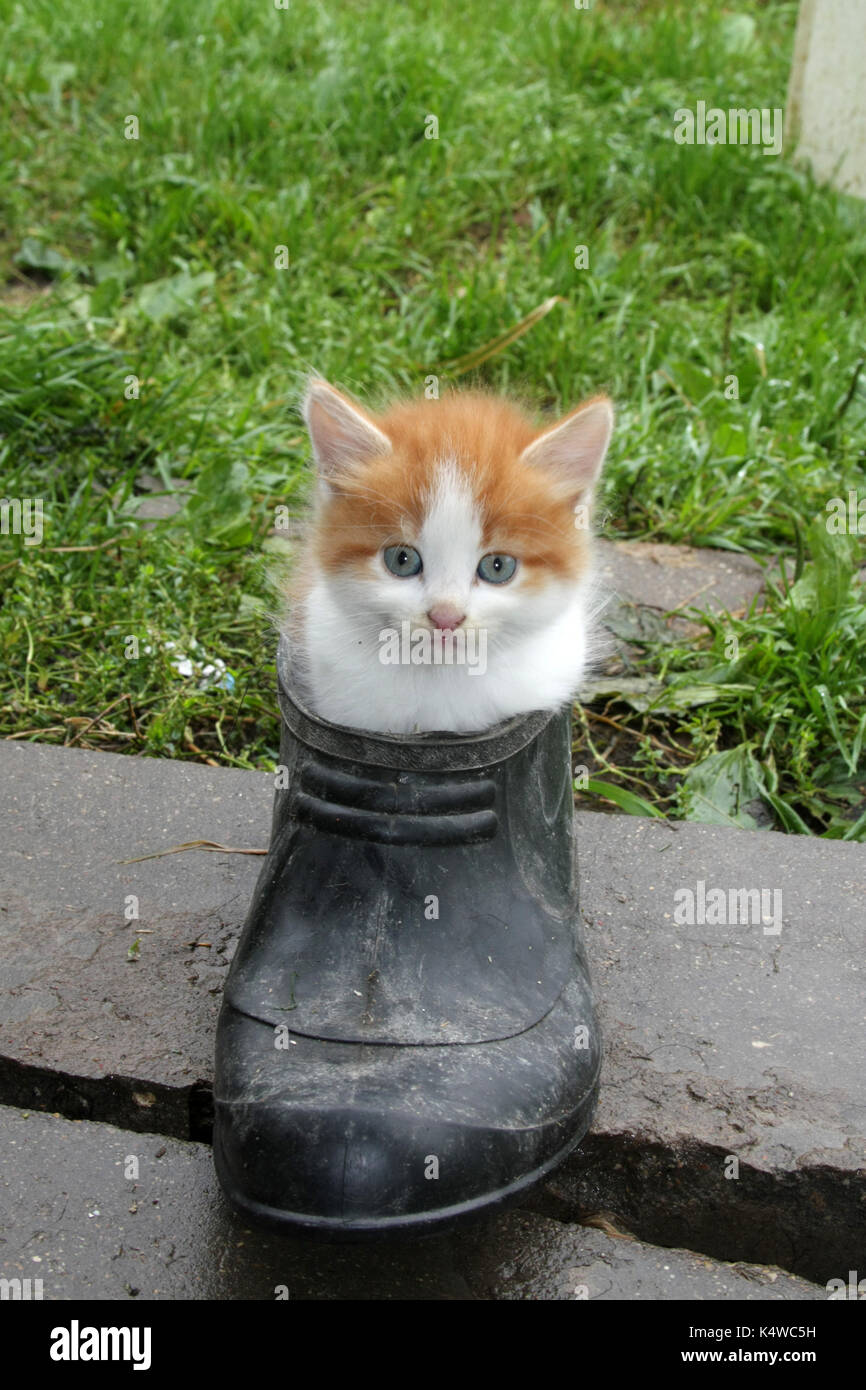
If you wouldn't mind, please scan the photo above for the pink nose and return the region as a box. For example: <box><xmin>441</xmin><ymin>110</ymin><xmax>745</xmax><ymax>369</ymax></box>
<box><xmin>427</xmin><ymin>605</ymin><xmax>465</xmax><ymax>631</ymax></box>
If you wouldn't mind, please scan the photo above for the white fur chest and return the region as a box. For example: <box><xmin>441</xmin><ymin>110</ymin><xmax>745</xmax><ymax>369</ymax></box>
<box><xmin>294</xmin><ymin>574</ymin><xmax>596</xmax><ymax>734</ymax></box>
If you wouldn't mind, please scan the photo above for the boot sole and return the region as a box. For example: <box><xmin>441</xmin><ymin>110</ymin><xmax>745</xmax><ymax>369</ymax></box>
<box><xmin>212</xmin><ymin>1080</ymin><xmax>598</xmax><ymax>1242</ymax></box>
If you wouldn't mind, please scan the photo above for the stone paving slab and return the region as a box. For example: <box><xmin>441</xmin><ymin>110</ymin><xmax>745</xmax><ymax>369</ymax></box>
<box><xmin>558</xmin><ymin>815</ymin><xmax>866</xmax><ymax>1282</ymax></box>
<box><xmin>0</xmin><ymin>741</ymin><xmax>864</xmax><ymax>1283</ymax></box>
<box><xmin>592</xmin><ymin>539</ymin><xmax>782</xmax><ymax>681</ymax></box>
<box><xmin>594</xmin><ymin>539</ymin><xmax>863</xmax><ymax>660</ymax></box>
<box><xmin>0</xmin><ymin>1107</ymin><xmax>825</xmax><ymax>1301</ymax></box>
<box><xmin>0</xmin><ymin>742</ymin><xmax>269</xmax><ymax>1135</ymax></box>
<box><xmin>455</xmin><ymin>1210</ymin><xmax>825</xmax><ymax>1302</ymax></box>
<box><xmin>595</xmin><ymin>538</ymin><xmax>771</xmax><ymax>618</ymax></box>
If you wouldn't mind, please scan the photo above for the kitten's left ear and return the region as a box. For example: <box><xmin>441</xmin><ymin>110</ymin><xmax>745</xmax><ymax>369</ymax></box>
<box><xmin>303</xmin><ymin>378</ymin><xmax>392</xmax><ymax>487</ymax></box>
<box><xmin>519</xmin><ymin>395</ymin><xmax>614</xmax><ymax>505</ymax></box>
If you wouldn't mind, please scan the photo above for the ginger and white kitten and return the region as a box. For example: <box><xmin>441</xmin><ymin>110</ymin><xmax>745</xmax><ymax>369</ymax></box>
<box><xmin>284</xmin><ymin>379</ymin><xmax>613</xmax><ymax>735</ymax></box>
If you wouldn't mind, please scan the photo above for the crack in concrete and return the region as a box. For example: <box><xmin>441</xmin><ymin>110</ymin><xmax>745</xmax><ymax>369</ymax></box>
<box><xmin>1</xmin><ymin>1034</ymin><xmax>862</xmax><ymax>1288</ymax></box>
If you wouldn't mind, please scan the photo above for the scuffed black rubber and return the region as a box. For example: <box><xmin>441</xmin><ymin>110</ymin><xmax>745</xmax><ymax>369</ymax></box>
<box><xmin>212</xmin><ymin>636</ymin><xmax>601</xmax><ymax>1238</ymax></box>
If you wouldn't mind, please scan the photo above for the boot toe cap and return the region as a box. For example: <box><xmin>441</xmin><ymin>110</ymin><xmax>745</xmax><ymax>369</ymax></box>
<box><xmin>213</xmin><ymin>989</ymin><xmax>600</xmax><ymax>1236</ymax></box>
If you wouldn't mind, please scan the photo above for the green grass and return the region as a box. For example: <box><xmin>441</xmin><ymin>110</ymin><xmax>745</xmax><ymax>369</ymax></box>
<box><xmin>1</xmin><ymin>0</ymin><xmax>864</xmax><ymax>833</ymax></box>
<box><xmin>575</xmin><ymin>519</ymin><xmax>866</xmax><ymax>836</ymax></box>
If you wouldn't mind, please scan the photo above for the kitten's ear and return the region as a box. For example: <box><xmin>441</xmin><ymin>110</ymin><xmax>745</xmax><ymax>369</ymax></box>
<box><xmin>519</xmin><ymin>395</ymin><xmax>614</xmax><ymax>504</ymax></box>
<box><xmin>303</xmin><ymin>378</ymin><xmax>391</xmax><ymax>486</ymax></box>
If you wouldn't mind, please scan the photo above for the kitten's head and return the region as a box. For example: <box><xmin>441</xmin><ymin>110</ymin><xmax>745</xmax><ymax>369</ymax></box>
<box><xmin>301</xmin><ymin>379</ymin><xmax>613</xmax><ymax>646</ymax></box>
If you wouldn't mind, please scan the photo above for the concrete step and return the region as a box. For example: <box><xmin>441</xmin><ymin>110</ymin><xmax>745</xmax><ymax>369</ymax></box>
<box><xmin>0</xmin><ymin>740</ymin><xmax>863</xmax><ymax>1286</ymax></box>
<box><xmin>0</xmin><ymin>1106</ymin><xmax>826</xmax><ymax>1301</ymax></box>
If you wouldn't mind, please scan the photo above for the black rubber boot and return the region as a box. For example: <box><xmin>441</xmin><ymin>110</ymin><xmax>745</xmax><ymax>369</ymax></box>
<box><xmin>213</xmin><ymin>636</ymin><xmax>601</xmax><ymax>1238</ymax></box>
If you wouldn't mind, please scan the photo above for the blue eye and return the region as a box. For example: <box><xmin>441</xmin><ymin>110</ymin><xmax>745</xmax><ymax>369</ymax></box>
<box><xmin>383</xmin><ymin>544</ymin><xmax>422</xmax><ymax>578</ymax></box>
<box><xmin>477</xmin><ymin>553</ymin><xmax>517</xmax><ymax>584</ymax></box>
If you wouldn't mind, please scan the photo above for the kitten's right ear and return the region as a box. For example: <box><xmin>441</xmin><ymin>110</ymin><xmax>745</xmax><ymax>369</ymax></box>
<box><xmin>303</xmin><ymin>379</ymin><xmax>391</xmax><ymax>486</ymax></box>
<box><xmin>519</xmin><ymin>395</ymin><xmax>614</xmax><ymax>506</ymax></box>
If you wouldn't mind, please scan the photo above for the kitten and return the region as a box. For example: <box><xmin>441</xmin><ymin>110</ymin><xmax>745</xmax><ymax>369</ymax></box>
<box><xmin>284</xmin><ymin>378</ymin><xmax>613</xmax><ymax>735</ymax></box>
